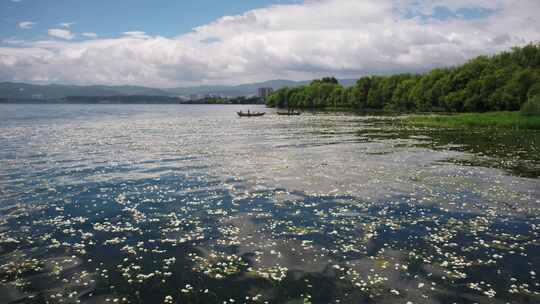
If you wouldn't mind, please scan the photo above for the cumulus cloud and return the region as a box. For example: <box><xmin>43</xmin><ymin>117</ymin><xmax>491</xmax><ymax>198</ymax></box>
<box><xmin>122</xmin><ymin>31</ymin><xmax>150</xmax><ymax>39</ymax></box>
<box><xmin>2</xmin><ymin>0</ymin><xmax>540</xmax><ymax>87</ymax></box>
<box><xmin>60</xmin><ymin>22</ymin><xmax>76</xmax><ymax>28</ymax></box>
<box><xmin>48</xmin><ymin>28</ymin><xmax>75</xmax><ymax>40</ymax></box>
<box><xmin>18</xmin><ymin>21</ymin><xmax>35</xmax><ymax>29</ymax></box>
<box><xmin>82</xmin><ymin>32</ymin><xmax>98</xmax><ymax>39</ymax></box>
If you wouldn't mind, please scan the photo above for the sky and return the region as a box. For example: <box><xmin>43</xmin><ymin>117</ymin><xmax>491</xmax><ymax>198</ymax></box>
<box><xmin>0</xmin><ymin>0</ymin><xmax>539</xmax><ymax>88</ymax></box>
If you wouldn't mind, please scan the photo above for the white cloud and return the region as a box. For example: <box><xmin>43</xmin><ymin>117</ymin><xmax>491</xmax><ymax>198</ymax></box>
<box><xmin>122</xmin><ymin>31</ymin><xmax>150</xmax><ymax>39</ymax></box>
<box><xmin>82</xmin><ymin>32</ymin><xmax>98</xmax><ymax>39</ymax></box>
<box><xmin>18</xmin><ymin>21</ymin><xmax>35</xmax><ymax>29</ymax></box>
<box><xmin>2</xmin><ymin>0</ymin><xmax>540</xmax><ymax>87</ymax></box>
<box><xmin>60</xmin><ymin>22</ymin><xmax>76</xmax><ymax>28</ymax></box>
<box><xmin>48</xmin><ymin>28</ymin><xmax>75</xmax><ymax>40</ymax></box>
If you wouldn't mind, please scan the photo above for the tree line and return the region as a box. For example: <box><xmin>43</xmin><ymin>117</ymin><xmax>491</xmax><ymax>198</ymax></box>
<box><xmin>184</xmin><ymin>96</ymin><xmax>264</xmax><ymax>105</ymax></box>
<box><xmin>267</xmin><ymin>43</ymin><xmax>540</xmax><ymax>112</ymax></box>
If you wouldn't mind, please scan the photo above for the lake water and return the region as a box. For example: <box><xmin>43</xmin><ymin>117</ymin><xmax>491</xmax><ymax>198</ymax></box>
<box><xmin>0</xmin><ymin>104</ymin><xmax>539</xmax><ymax>304</ymax></box>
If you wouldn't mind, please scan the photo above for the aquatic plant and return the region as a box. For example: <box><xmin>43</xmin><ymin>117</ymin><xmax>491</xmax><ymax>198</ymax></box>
<box><xmin>521</xmin><ymin>95</ymin><xmax>540</xmax><ymax>116</ymax></box>
<box><xmin>406</xmin><ymin>112</ymin><xmax>540</xmax><ymax>129</ymax></box>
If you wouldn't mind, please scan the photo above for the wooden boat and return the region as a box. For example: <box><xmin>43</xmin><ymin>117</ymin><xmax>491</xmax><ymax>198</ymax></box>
<box><xmin>276</xmin><ymin>111</ymin><xmax>301</xmax><ymax>116</ymax></box>
<box><xmin>237</xmin><ymin>111</ymin><xmax>265</xmax><ymax>117</ymax></box>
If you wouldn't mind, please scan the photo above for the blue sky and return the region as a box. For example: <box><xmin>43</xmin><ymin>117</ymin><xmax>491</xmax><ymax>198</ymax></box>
<box><xmin>1</xmin><ymin>0</ymin><xmax>297</xmax><ymax>40</ymax></box>
<box><xmin>409</xmin><ymin>6</ymin><xmax>495</xmax><ymax>22</ymax></box>
<box><xmin>0</xmin><ymin>0</ymin><xmax>538</xmax><ymax>87</ymax></box>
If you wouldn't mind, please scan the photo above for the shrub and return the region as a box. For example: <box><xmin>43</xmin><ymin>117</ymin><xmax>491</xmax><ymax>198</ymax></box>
<box><xmin>521</xmin><ymin>95</ymin><xmax>540</xmax><ymax>116</ymax></box>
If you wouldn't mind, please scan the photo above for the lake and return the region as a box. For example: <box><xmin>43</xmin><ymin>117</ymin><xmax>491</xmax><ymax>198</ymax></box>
<box><xmin>0</xmin><ymin>104</ymin><xmax>539</xmax><ymax>304</ymax></box>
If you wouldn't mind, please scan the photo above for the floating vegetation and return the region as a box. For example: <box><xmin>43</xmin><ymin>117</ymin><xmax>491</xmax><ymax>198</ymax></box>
<box><xmin>248</xmin><ymin>265</ymin><xmax>288</xmax><ymax>282</ymax></box>
<box><xmin>190</xmin><ymin>251</ymin><xmax>248</xmax><ymax>279</ymax></box>
<box><xmin>0</xmin><ymin>258</ymin><xmax>44</xmax><ymax>282</ymax></box>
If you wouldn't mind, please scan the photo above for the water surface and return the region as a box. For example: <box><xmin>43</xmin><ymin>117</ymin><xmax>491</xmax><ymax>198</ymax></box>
<box><xmin>1</xmin><ymin>104</ymin><xmax>539</xmax><ymax>304</ymax></box>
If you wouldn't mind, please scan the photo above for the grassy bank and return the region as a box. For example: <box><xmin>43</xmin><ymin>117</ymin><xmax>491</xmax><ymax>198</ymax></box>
<box><xmin>406</xmin><ymin>112</ymin><xmax>540</xmax><ymax>130</ymax></box>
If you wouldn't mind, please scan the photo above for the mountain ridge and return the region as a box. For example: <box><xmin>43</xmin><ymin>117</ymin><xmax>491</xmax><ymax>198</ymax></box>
<box><xmin>0</xmin><ymin>79</ymin><xmax>358</xmax><ymax>100</ymax></box>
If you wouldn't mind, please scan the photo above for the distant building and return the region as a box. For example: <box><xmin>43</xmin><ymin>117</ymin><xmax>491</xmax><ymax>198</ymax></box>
<box><xmin>257</xmin><ymin>87</ymin><xmax>274</xmax><ymax>99</ymax></box>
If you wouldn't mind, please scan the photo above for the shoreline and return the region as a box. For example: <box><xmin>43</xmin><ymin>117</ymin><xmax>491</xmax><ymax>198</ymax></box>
<box><xmin>404</xmin><ymin>111</ymin><xmax>540</xmax><ymax>130</ymax></box>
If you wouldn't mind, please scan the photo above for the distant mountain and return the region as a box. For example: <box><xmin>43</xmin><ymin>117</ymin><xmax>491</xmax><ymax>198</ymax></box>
<box><xmin>165</xmin><ymin>80</ymin><xmax>306</xmax><ymax>97</ymax></box>
<box><xmin>0</xmin><ymin>82</ymin><xmax>170</xmax><ymax>100</ymax></box>
<box><xmin>91</xmin><ymin>85</ymin><xmax>171</xmax><ymax>96</ymax></box>
<box><xmin>166</xmin><ymin>79</ymin><xmax>357</xmax><ymax>97</ymax></box>
<box><xmin>0</xmin><ymin>79</ymin><xmax>358</xmax><ymax>100</ymax></box>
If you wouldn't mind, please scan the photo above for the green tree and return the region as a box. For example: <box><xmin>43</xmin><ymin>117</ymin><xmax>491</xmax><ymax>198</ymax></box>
<box><xmin>267</xmin><ymin>43</ymin><xmax>540</xmax><ymax>113</ymax></box>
